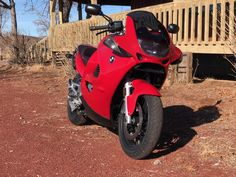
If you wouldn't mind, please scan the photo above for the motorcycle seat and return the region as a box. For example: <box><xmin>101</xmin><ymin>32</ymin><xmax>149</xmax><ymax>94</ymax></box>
<box><xmin>78</xmin><ymin>45</ymin><xmax>97</xmax><ymax>65</ymax></box>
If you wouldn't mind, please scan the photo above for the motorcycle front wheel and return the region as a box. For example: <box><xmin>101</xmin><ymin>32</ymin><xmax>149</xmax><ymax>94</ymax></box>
<box><xmin>118</xmin><ymin>96</ymin><xmax>163</xmax><ymax>159</ymax></box>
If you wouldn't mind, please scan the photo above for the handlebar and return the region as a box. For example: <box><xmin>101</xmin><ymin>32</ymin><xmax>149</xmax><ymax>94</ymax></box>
<box><xmin>89</xmin><ymin>25</ymin><xmax>109</xmax><ymax>31</ymax></box>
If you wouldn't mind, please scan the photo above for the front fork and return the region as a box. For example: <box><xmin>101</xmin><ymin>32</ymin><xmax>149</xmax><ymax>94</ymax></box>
<box><xmin>123</xmin><ymin>79</ymin><xmax>162</xmax><ymax>124</ymax></box>
<box><xmin>124</xmin><ymin>82</ymin><xmax>132</xmax><ymax>124</ymax></box>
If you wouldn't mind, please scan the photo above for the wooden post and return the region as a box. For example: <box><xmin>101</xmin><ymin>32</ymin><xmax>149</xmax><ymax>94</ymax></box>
<box><xmin>50</xmin><ymin>0</ymin><xmax>56</xmax><ymax>27</ymax></box>
<box><xmin>190</xmin><ymin>5</ymin><xmax>196</xmax><ymax>44</ymax></box>
<box><xmin>204</xmin><ymin>2</ymin><xmax>210</xmax><ymax>44</ymax></box>
<box><xmin>197</xmin><ymin>1</ymin><xmax>202</xmax><ymax>43</ymax></box>
<box><xmin>178</xmin><ymin>8</ymin><xmax>183</xmax><ymax>42</ymax></box>
<box><xmin>59</xmin><ymin>0</ymin><xmax>63</xmax><ymax>24</ymax></box>
<box><xmin>173</xmin><ymin>8</ymin><xmax>177</xmax><ymax>43</ymax></box>
<box><xmin>168</xmin><ymin>9</ymin><xmax>172</xmax><ymax>25</ymax></box>
<box><xmin>229</xmin><ymin>0</ymin><xmax>234</xmax><ymax>42</ymax></box>
<box><xmin>49</xmin><ymin>0</ymin><xmax>56</xmax><ymax>60</ymax></box>
<box><xmin>157</xmin><ymin>12</ymin><xmax>160</xmax><ymax>21</ymax></box>
<box><xmin>221</xmin><ymin>0</ymin><xmax>226</xmax><ymax>42</ymax></box>
<box><xmin>212</xmin><ymin>0</ymin><xmax>217</xmax><ymax>43</ymax></box>
<box><xmin>177</xmin><ymin>52</ymin><xmax>193</xmax><ymax>83</ymax></box>
<box><xmin>163</xmin><ymin>10</ymin><xmax>167</xmax><ymax>27</ymax></box>
<box><xmin>184</xmin><ymin>7</ymin><xmax>189</xmax><ymax>44</ymax></box>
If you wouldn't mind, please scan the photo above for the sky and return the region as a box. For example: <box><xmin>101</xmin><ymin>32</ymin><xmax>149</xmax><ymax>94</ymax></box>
<box><xmin>3</xmin><ymin>0</ymin><xmax>130</xmax><ymax>37</ymax></box>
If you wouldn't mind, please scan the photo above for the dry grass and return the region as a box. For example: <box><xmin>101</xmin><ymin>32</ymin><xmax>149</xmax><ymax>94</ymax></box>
<box><xmin>25</xmin><ymin>64</ymin><xmax>57</xmax><ymax>73</ymax></box>
<box><xmin>26</xmin><ymin>64</ymin><xmax>45</xmax><ymax>72</ymax></box>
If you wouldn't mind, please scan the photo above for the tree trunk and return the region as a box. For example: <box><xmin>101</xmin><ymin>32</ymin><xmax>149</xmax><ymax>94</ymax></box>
<box><xmin>0</xmin><ymin>7</ymin><xmax>2</xmax><ymax>35</ymax></box>
<box><xmin>9</xmin><ymin>0</ymin><xmax>19</xmax><ymax>61</ymax></box>
<box><xmin>62</xmin><ymin>0</ymin><xmax>72</xmax><ymax>23</ymax></box>
<box><xmin>77</xmin><ymin>2</ymin><xmax>82</xmax><ymax>20</ymax></box>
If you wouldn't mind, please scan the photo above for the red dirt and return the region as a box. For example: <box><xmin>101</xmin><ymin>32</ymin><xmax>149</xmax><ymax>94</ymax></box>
<box><xmin>0</xmin><ymin>63</ymin><xmax>236</xmax><ymax>177</ymax></box>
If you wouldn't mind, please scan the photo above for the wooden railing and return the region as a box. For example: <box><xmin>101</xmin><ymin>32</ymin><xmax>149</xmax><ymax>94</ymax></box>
<box><xmin>27</xmin><ymin>37</ymin><xmax>49</xmax><ymax>64</ymax></box>
<box><xmin>48</xmin><ymin>0</ymin><xmax>235</xmax><ymax>54</ymax></box>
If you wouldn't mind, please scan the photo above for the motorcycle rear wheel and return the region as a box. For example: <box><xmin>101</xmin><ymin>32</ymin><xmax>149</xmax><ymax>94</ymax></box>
<box><xmin>118</xmin><ymin>96</ymin><xmax>163</xmax><ymax>159</ymax></box>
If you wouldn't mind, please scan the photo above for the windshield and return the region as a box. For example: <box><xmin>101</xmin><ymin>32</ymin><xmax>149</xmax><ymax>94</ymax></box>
<box><xmin>127</xmin><ymin>11</ymin><xmax>170</xmax><ymax>58</ymax></box>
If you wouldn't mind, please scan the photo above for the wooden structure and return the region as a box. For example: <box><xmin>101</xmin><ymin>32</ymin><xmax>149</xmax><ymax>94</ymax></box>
<box><xmin>28</xmin><ymin>0</ymin><xmax>236</xmax><ymax>81</ymax></box>
<box><xmin>48</xmin><ymin>0</ymin><xmax>236</xmax><ymax>54</ymax></box>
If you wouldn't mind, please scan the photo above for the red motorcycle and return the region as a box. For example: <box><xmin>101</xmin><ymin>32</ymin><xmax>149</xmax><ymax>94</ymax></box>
<box><xmin>66</xmin><ymin>4</ymin><xmax>182</xmax><ymax>159</ymax></box>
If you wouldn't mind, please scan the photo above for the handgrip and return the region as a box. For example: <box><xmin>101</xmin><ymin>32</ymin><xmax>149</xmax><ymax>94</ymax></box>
<box><xmin>89</xmin><ymin>25</ymin><xmax>109</xmax><ymax>31</ymax></box>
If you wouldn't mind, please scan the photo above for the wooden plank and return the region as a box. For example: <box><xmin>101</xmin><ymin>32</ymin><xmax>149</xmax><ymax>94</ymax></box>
<box><xmin>229</xmin><ymin>0</ymin><xmax>234</xmax><ymax>41</ymax></box>
<box><xmin>178</xmin><ymin>8</ymin><xmax>183</xmax><ymax>42</ymax></box>
<box><xmin>177</xmin><ymin>52</ymin><xmax>193</xmax><ymax>83</ymax></box>
<box><xmin>204</xmin><ymin>2</ymin><xmax>210</xmax><ymax>43</ymax></box>
<box><xmin>190</xmin><ymin>5</ymin><xmax>196</xmax><ymax>43</ymax></box>
<box><xmin>184</xmin><ymin>7</ymin><xmax>189</xmax><ymax>43</ymax></box>
<box><xmin>221</xmin><ymin>0</ymin><xmax>226</xmax><ymax>41</ymax></box>
<box><xmin>157</xmin><ymin>11</ymin><xmax>160</xmax><ymax>22</ymax></box>
<box><xmin>176</xmin><ymin>43</ymin><xmax>232</xmax><ymax>54</ymax></box>
<box><xmin>173</xmin><ymin>8</ymin><xmax>178</xmax><ymax>43</ymax></box>
<box><xmin>163</xmin><ymin>10</ymin><xmax>167</xmax><ymax>27</ymax></box>
<box><xmin>197</xmin><ymin>1</ymin><xmax>202</xmax><ymax>43</ymax></box>
<box><xmin>168</xmin><ymin>9</ymin><xmax>172</xmax><ymax>25</ymax></box>
<box><xmin>59</xmin><ymin>0</ymin><xmax>63</xmax><ymax>24</ymax></box>
<box><xmin>212</xmin><ymin>0</ymin><xmax>217</xmax><ymax>43</ymax></box>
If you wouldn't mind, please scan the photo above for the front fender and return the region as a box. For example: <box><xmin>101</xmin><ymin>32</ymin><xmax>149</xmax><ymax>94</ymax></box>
<box><xmin>127</xmin><ymin>79</ymin><xmax>161</xmax><ymax>116</ymax></box>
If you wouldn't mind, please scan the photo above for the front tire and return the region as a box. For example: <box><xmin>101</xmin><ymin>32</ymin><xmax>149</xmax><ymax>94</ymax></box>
<box><xmin>67</xmin><ymin>100</ymin><xmax>87</xmax><ymax>126</ymax></box>
<box><xmin>118</xmin><ymin>96</ymin><xmax>163</xmax><ymax>159</ymax></box>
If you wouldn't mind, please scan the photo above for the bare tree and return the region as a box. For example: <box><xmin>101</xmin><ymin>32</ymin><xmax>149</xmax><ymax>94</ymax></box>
<box><xmin>0</xmin><ymin>7</ymin><xmax>2</xmax><ymax>35</ymax></box>
<box><xmin>0</xmin><ymin>1</ymin><xmax>9</xmax><ymax>35</ymax></box>
<box><xmin>0</xmin><ymin>0</ymin><xmax>19</xmax><ymax>61</ymax></box>
<box><xmin>24</xmin><ymin>0</ymin><xmax>74</xmax><ymax>33</ymax></box>
<box><xmin>33</xmin><ymin>16</ymin><xmax>50</xmax><ymax>36</ymax></box>
<box><xmin>62</xmin><ymin>0</ymin><xmax>72</xmax><ymax>23</ymax></box>
<box><xmin>10</xmin><ymin>0</ymin><xmax>19</xmax><ymax>60</ymax></box>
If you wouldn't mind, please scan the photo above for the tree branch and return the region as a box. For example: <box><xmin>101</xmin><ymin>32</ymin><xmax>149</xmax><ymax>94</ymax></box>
<box><xmin>0</xmin><ymin>0</ymin><xmax>11</xmax><ymax>9</ymax></box>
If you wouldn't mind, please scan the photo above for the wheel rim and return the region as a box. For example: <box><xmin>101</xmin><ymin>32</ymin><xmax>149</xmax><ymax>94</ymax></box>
<box><xmin>123</xmin><ymin>99</ymin><xmax>148</xmax><ymax>145</ymax></box>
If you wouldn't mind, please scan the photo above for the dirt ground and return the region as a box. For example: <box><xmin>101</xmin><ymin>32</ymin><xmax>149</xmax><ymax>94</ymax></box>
<box><xmin>0</xmin><ymin>62</ymin><xmax>236</xmax><ymax>177</ymax></box>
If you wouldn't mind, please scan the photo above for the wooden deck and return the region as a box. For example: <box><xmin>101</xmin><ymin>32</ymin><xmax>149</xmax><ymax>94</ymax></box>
<box><xmin>28</xmin><ymin>0</ymin><xmax>236</xmax><ymax>64</ymax></box>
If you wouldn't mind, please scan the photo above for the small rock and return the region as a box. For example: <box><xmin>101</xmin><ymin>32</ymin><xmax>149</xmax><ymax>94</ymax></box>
<box><xmin>9</xmin><ymin>150</ymin><xmax>14</xmax><ymax>153</ymax></box>
<box><xmin>56</xmin><ymin>102</ymin><xmax>64</xmax><ymax>105</ymax></box>
<box><xmin>213</xmin><ymin>161</ymin><xmax>220</xmax><ymax>166</ymax></box>
<box><xmin>153</xmin><ymin>159</ymin><xmax>162</xmax><ymax>165</ymax></box>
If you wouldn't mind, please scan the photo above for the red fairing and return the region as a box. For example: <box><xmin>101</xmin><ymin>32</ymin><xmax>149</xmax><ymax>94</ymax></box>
<box><xmin>80</xmin><ymin>44</ymin><xmax>136</xmax><ymax>119</ymax></box>
<box><xmin>127</xmin><ymin>79</ymin><xmax>161</xmax><ymax>116</ymax></box>
<box><xmin>75</xmin><ymin>52</ymin><xmax>85</xmax><ymax>76</ymax></box>
<box><xmin>74</xmin><ymin>12</ymin><xmax>182</xmax><ymax>119</ymax></box>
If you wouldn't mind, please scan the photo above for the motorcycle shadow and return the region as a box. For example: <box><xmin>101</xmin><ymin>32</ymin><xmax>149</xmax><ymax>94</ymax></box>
<box><xmin>148</xmin><ymin>104</ymin><xmax>221</xmax><ymax>159</ymax></box>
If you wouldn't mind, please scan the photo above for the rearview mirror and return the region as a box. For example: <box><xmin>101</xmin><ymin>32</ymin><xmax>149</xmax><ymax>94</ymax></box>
<box><xmin>167</xmin><ymin>24</ymin><xmax>179</xmax><ymax>34</ymax></box>
<box><xmin>85</xmin><ymin>4</ymin><xmax>102</xmax><ymax>16</ymax></box>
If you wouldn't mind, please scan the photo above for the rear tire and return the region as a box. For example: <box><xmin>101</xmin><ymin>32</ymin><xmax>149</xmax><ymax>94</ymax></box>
<box><xmin>67</xmin><ymin>100</ymin><xmax>87</xmax><ymax>126</ymax></box>
<box><xmin>118</xmin><ymin>96</ymin><xmax>163</xmax><ymax>159</ymax></box>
